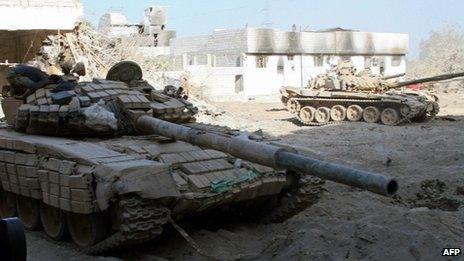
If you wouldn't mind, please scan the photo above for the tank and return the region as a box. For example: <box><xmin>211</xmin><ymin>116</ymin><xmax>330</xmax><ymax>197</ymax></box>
<box><xmin>280</xmin><ymin>61</ymin><xmax>464</xmax><ymax>125</ymax></box>
<box><xmin>0</xmin><ymin>62</ymin><xmax>398</xmax><ymax>255</ymax></box>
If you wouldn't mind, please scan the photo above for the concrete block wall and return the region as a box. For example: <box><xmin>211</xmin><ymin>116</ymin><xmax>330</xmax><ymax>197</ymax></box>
<box><xmin>187</xmin><ymin>66</ymin><xmax>244</xmax><ymax>99</ymax></box>
<box><xmin>170</xmin><ymin>35</ymin><xmax>211</xmax><ymax>55</ymax></box>
<box><xmin>170</xmin><ymin>29</ymin><xmax>246</xmax><ymax>56</ymax></box>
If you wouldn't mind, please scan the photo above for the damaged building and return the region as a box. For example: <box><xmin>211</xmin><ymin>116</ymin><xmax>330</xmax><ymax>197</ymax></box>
<box><xmin>98</xmin><ymin>6</ymin><xmax>176</xmax><ymax>57</ymax></box>
<box><xmin>0</xmin><ymin>0</ymin><xmax>83</xmax><ymax>86</ymax></box>
<box><xmin>96</xmin><ymin>6</ymin><xmax>408</xmax><ymax>100</ymax></box>
<box><xmin>169</xmin><ymin>27</ymin><xmax>408</xmax><ymax>100</ymax></box>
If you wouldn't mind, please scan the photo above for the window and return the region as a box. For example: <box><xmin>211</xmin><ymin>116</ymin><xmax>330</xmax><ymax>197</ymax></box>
<box><xmin>277</xmin><ymin>57</ymin><xmax>284</xmax><ymax>73</ymax></box>
<box><xmin>236</xmin><ymin>56</ymin><xmax>242</xmax><ymax>67</ymax></box>
<box><xmin>287</xmin><ymin>55</ymin><xmax>294</xmax><ymax>61</ymax></box>
<box><xmin>153</xmin><ymin>34</ymin><xmax>158</xmax><ymax>46</ymax></box>
<box><xmin>187</xmin><ymin>55</ymin><xmax>194</xmax><ymax>66</ymax></box>
<box><xmin>235</xmin><ymin>75</ymin><xmax>244</xmax><ymax>93</ymax></box>
<box><xmin>314</xmin><ymin>55</ymin><xmax>323</xmax><ymax>67</ymax></box>
<box><xmin>372</xmin><ymin>57</ymin><xmax>379</xmax><ymax>67</ymax></box>
<box><xmin>391</xmin><ymin>56</ymin><xmax>402</xmax><ymax>67</ymax></box>
<box><xmin>210</xmin><ymin>55</ymin><xmax>217</xmax><ymax>67</ymax></box>
<box><xmin>256</xmin><ymin>55</ymin><xmax>268</xmax><ymax>68</ymax></box>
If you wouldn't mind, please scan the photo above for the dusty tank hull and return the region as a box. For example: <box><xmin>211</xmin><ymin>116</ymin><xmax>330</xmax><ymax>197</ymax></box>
<box><xmin>0</xmin><ymin>79</ymin><xmax>326</xmax><ymax>254</ymax></box>
<box><xmin>0</xmin><ymin>126</ymin><xmax>324</xmax><ymax>254</ymax></box>
<box><xmin>281</xmin><ymin>87</ymin><xmax>439</xmax><ymax>126</ymax></box>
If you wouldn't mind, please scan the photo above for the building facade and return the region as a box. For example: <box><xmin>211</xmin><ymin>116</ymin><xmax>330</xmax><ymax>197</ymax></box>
<box><xmin>170</xmin><ymin>27</ymin><xmax>409</xmax><ymax>100</ymax></box>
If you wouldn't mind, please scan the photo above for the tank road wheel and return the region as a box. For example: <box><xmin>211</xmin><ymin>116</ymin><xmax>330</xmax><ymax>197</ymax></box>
<box><xmin>16</xmin><ymin>196</ymin><xmax>41</xmax><ymax>230</ymax></box>
<box><xmin>287</xmin><ymin>99</ymin><xmax>300</xmax><ymax>114</ymax></box>
<box><xmin>315</xmin><ymin>107</ymin><xmax>331</xmax><ymax>123</ymax></box>
<box><xmin>67</xmin><ymin>212</ymin><xmax>108</xmax><ymax>248</ymax></box>
<box><xmin>400</xmin><ymin>105</ymin><xmax>411</xmax><ymax>117</ymax></box>
<box><xmin>380</xmin><ymin>108</ymin><xmax>400</xmax><ymax>125</ymax></box>
<box><xmin>346</xmin><ymin>105</ymin><xmax>363</xmax><ymax>122</ymax></box>
<box><xmin>0</xmin><ymin>188</ymin><xmax>17</xmax><ymax>218</ymax></box>
<box><xmin>40</xmin><ymin>203</ymin><xmax>68</xmax><ymax>240</ymax></box>
<box><xmin>299</xmin><ymin>106</ymin><xmax>316</xmax><ymax>123</ymax></box>
<box><xmin>330</xmin><ymin>105</ymin><xmax>347</xmax><ymax>122</ymax></box>
<box><xmin>363</xmin><ymin>106</ymin><xmax>380</xmax><ymax>123</ymax></box>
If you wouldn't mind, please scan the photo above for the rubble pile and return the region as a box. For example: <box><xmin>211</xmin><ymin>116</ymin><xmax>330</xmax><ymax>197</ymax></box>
<box><xmin>31</xmin><ymin>23</ymin><xmax>176</xmax><ymax>85</ymax></box>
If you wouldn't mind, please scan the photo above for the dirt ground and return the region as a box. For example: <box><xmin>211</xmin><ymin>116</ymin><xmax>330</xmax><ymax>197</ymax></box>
<box><xmin>28</xmin><ymin>91</ymin><xmax>464</xmax><ymax>260</ymax></box>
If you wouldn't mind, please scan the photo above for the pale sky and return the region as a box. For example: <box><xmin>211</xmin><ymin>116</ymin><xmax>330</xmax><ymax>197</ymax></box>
<box><xmin>81</xmin><ymin>0</ymin><xmax>464</xmax><ymax>58</ymax></box>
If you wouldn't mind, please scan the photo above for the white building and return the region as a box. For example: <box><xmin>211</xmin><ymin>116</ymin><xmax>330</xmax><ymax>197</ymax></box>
<box><xmin>170</xmin><ymin>27</ymin><xmax>409</xmax><ymax>100</ymax></box>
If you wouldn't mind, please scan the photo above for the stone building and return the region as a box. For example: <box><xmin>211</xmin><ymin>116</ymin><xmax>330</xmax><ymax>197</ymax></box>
<box><xmin>169</xmin><ymin>27</ymin><xmax>408</xmax><ymax>100</ymax></box>
<box><xmin>98</xmin><ymin>6</ymin><xmax>176</xmax><ymax>57</ymax></box>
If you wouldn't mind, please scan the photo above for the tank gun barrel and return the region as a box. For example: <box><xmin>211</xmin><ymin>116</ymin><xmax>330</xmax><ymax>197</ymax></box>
<box><xmin>136</xmin><ymin>116</ymin><xmax>398</xmax><ymax>197</ymax></box>
<box><xmin>389</xmin><ymin>72</ymin><xmax>464</xmax><ymax>88</ymax></box>
<box><xmin>382</xmin><ymin>73</ymin><xmax>405</xmax><ymax>80</ymax></box>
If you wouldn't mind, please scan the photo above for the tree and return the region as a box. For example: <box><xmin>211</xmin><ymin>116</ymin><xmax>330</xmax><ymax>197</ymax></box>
<box><xmin>408</xmin><ymin>25</ymin><xmax>464</xmax><ymax>77</ymax></box>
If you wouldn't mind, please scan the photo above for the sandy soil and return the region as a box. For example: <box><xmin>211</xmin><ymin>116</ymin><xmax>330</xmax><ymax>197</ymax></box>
<box><xmin>28</xmin><ymin>91</ymin><xmax>464</xmax><ymax>260</ymax></box>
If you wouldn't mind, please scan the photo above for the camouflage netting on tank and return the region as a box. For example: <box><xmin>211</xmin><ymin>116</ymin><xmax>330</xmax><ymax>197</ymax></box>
<box><xmin>14</xmin><ymin>78</ymin><xmax>197</xmax><ymax>136</ymax></box>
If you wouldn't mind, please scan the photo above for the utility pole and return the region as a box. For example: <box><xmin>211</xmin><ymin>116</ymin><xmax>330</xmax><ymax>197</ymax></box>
<box><xmin>300</xmin><ymin>25</ymin><xmax>304</xmax><ymax>88</ymax></box>
<box><xmin>261</xmin><ymin>0</ymin><xmax>273</xmax><ymax>28</ymax></box>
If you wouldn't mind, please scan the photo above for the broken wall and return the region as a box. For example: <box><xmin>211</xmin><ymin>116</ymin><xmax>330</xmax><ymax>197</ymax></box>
<box><xmin>0</xmin><ymin>29</ymin><xmax>71</xmax><ymax>86</ymax></box>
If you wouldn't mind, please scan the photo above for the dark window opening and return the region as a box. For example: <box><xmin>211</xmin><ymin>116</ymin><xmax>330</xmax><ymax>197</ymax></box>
<box><xmin>153</xmin><ymin>34</ymin><xmax>159</xmax><ymax>46</ymax></box>
<box><xmin>314</xmin><ymin>55</ymin><xmax>323</xmax><ymax>67</ymax></box>
<box><xmin>391</xmin><ymin>56</ymin><xmax>402</xmax><ymax>67</ymax></box>
<box><xmin>236</xmin><ymin>56</ymin><xmax>242</xmax><ymax>67</ymax></box>
<box><xmin>256</xmin><ymin>55</ymin><xmax>268</xmax><ymax>68</ymax></box>
<box><xmin>277</xmin><ymin>57</ymin><xmax>284</xmax><ymax>73</ymax></box>
<box><xmin>235</xmin><ymin>75</ymin><xmax>244</xmax><ymax>93</ymax></box>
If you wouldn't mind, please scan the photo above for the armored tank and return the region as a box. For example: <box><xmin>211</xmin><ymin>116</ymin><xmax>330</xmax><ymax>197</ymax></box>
<box><xmin>0</xmin><ymin>62</ymin><xmax>398</xmax><ymax>255</ymax></box>
<box><xmin>281</xmin><ymin>61</ymin><xmax>464</xmax><ymax>125</ymax></box>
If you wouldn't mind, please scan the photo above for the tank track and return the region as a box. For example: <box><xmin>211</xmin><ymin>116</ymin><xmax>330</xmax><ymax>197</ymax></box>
<box><xmin>85</xmin><ymin>197</ymin><xmax>170</xmax><ymax>255</ymax></box>
<box><xmin>289</xmin><ymin>97</ymin><xmax>427</xmax><ymax>126</ymax></box>
<box><xmin>262</xmin><ymin>176</ymin><xmax>325</xmax><ymax>223</ymax></box>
